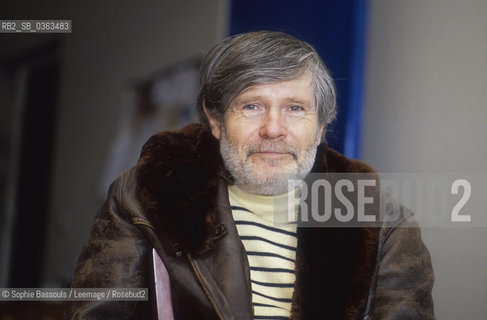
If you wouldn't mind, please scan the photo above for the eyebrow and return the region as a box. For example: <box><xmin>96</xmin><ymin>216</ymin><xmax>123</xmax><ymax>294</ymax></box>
<box><xmin>233</xmin><ymin>95</ymin><xmax>311</xmax><ymax>106</ymax></box>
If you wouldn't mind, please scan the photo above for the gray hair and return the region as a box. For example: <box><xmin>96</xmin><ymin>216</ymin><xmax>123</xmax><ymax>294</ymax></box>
<box><xmin>197</xmin><ymin>31</ymin><xmax>337</xmax><ymax>130</ymax></box>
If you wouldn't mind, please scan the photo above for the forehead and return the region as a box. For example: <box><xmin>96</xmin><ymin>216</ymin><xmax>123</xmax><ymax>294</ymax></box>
<box><xmin>231</xmin><ymin>72</ymin><xmax>314</xmax><ymax>105</ymax></box>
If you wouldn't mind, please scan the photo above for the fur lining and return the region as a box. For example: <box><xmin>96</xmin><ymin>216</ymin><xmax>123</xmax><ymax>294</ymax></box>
<box><xmin>135</xmin><ymin>124</ymin><xmax>224</xmax><ymax>254</ymax></box>
<box><xmin>291</xmin><ymin>227</ymin><xmax>380</xmax><ymax>319</ymax></box>
<box><xmin>135</xmin><ymin>123</ymin><xmax>380</xmax><ymax>319</ymax></box>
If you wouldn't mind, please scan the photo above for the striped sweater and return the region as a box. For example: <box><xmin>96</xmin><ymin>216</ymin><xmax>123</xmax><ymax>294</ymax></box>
<box><xmin>228</xmin><ymin>185</ymin><xmax>299</xmax><ymax>320</ymax></box>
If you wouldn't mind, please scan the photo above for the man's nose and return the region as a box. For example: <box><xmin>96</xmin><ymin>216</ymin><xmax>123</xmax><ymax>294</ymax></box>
<box><xmin>259</xmin><ymin>109</ymin><xmax>287</xmax><ymax>139</ymax></box>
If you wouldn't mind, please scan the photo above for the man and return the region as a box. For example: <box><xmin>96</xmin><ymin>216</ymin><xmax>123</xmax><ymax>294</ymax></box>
<box><xmin>65</xmin><ymin>31</ymin><xmax>434</xmax><ymax>319</ymax></box>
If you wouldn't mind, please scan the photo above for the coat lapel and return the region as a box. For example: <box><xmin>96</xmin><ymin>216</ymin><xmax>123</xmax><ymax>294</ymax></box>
<box><xmin>290</xmin><ymin>147</ymin><xmax>381</xmax><ymax>319</ymax></box>
<box><xmin>291</xmin><ymin>227</ymin><xmax>380</xmax><ymax>319</ymax></box>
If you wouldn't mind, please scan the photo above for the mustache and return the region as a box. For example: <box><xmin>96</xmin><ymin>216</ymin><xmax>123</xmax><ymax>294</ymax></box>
<box><xmin>246</xmin><ymin>142</ymin><xmax>298</xmax><ymax>160</ymax></box>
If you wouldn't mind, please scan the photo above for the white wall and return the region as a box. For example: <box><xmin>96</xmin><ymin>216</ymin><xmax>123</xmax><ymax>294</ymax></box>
<box><xmin>362</xmin><ymin>1</ymin><xmax>487</xmax><ymax>319</ymax></box>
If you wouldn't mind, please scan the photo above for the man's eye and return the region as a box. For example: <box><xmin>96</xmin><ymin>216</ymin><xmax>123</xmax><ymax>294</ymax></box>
<box><xmin>243</xmin><ymin>104</ymin><xmax>259</xmax><ymax>111</ymax></box>
<box><xmin>289</xmin><ymin>105</ymin><xmax>304</xmax><ymax>112</ymax></box>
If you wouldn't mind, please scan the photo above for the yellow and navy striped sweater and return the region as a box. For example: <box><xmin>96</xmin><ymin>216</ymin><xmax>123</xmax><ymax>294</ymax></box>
<box><xmin>228</xmin><ymin>185</ymin><xmax>299</xmax><ymax>320</ymax></box>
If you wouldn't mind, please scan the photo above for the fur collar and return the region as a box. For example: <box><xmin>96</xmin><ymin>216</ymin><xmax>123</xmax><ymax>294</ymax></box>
<box><xmin>135</xmin><ymin>123</ymin><xmax>225</xmax><ymax>254</ymax></box>
<box><xmin>135</xmin><ymin>123</ymin><xmax>380</xmax><ymax>319</ymax></box>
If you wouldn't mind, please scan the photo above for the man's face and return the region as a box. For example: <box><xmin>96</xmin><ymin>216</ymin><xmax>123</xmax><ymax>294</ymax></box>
<box><xmin>207</xmin><ymin>72</ymin><xmax>324</xmax><ymax>195</ymax></box>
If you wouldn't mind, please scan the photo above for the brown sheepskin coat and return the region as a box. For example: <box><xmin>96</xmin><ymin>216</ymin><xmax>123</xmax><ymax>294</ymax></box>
<box><xmin>65</xmin><ymin>124</ymin><xmax>435</xmax><ymax>320</ymax></box>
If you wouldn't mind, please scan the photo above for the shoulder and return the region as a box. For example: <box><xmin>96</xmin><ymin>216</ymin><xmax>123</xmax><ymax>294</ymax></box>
<box><xmin>136</xmin><ymin>123</ymin><xmax>219</xmax><ymax>171</ymax></box>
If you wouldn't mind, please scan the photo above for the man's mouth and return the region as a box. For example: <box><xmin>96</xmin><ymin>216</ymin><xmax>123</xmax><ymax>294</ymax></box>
<box><xmin>246</xmin><ymin>142</ymin><xmax>299</xmax><ymax>160</ymax></box>
<box><xmin>249</xmin><ymin>151</ymin><xmax>297</xmax><ymax>160</ymax></box>
<box><xmin>254</xmin><ymin>151</ymin><xmax>286</xmax><ymax>154</ymax></box>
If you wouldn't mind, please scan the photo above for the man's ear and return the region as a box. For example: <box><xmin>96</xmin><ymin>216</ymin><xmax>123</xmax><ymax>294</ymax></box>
<box><xmin>203</xmin><ymin>102</ymin><xmax>221</xmax><ymax>140</ymax></box>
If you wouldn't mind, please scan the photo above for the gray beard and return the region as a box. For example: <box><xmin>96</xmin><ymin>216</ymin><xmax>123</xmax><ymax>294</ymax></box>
<box><xmin>219</xmin><ymin>128</ymin><xmax>318</xmax><ymax>195</ymax></box>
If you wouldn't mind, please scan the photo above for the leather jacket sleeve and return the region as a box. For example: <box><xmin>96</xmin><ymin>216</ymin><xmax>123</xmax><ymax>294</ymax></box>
<box><xmin>64</xmin><ymin>177</ymin><xmax>154</xmax><ymax>320</ymax></box>
<box><xmin>368</xmin><ymin>214</ymin><xmax>435</xmax><ymax>319</ymax></box>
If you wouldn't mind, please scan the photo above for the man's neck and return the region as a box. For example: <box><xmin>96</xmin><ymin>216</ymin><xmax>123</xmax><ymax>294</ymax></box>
<box><xmin>228</xmin><ymin>184</ymin><xmax>300</xmax><ymax>224</ymax></box>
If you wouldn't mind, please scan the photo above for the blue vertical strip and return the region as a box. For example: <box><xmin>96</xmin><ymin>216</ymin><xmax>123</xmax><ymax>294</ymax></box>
<box><xmin>229</xmin><ymin>0</ymin><xmax>367</xmax><ymax>158</ymax></box>
<box><xmin>343</xmin><ymin>0</ymin><xmax>368</xmax><ymax>159</ymax></box>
